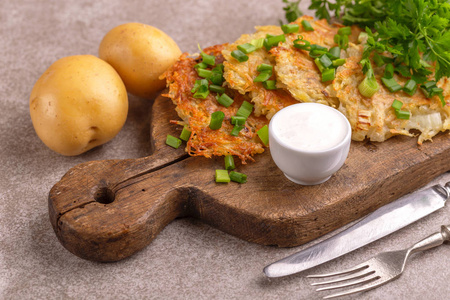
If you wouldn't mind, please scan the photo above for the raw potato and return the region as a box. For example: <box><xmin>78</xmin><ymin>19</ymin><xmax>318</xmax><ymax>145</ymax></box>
<box><xmin>30</xmin><ymin>55</ymin><xmax>128</xmax><ymax>156</ymax></box>
<box><xmin>99</xmin><ymin>22</ymin><xmax>182</xmax><ymax>99</ymax></box>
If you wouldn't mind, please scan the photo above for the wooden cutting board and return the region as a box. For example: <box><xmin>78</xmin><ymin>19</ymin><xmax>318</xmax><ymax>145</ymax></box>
<box><xmin>48</xmin><ymin>94</ymin><xmax>450</xmax><ymax>262</ymax></box>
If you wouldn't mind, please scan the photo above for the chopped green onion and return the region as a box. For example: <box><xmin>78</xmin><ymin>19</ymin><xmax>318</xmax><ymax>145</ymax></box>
<box><xmin>395</xmin><ymin>109</ymin><xmax>410</xmax><ymax>120</ymax></box>
<box><xmin>209</xmin><ymin>111</ymin><xmax>225</xmax><ymax>130</ymax></box>
<box><xmin>238</xmin><ymin>43</ymin><xmax>257</xmax><ymax>54</ymax></box>
<box><xmin>358</xmin><ymin>72</ymin><xmax>379</xmax><ymax>97</ymax></box>
<box><xmin>423</xmin><ymin>81</ymin><xmax>437</xmax><ymax>89</ymax></box>
<box><xmin>282</xmin><ymin>23</ymin><xmax>300</xmax><ymax>34</ymax></box>
<box><xmin>257</xmin><ymin>63</ymin><xmax>273</xmax><ymax>72</ymax></box>
<box><xmin>197</xmin><ymin>68</ymin><xmax>212</xmax><ymax>79</ymax></box>
<box><xmin>230</xmin><ymin>125</ymin><xmax>244</xmax><ymax>136</ymax></box>
<box><xmin>373</xmin><ymin>52</ymin><xmax>384</xmax><ymax>67</ymax></box>
<box><xmin>335</xmin><ymin>34</ymin><xmax>349</xmax><ymax>49</ymax></box>
<box><xmin>224</xmin><ymin>155</ymin><xmax>235</xmax><ymax>170</ymax></box>
<box><xmin>165</xmin><ymin>135</ymin><xmax>182</xmax><ymax>149</ymax></box>
<box><xmin>381</xmin><ymin>77</ymin><xmax>403</xmax><ymax>93</ymax></box>
<box><xmin>216</xmin><ymin>93</ymin><xmax>234</xmax><ymax>107</ymax></box>
<box><xmin>328</xmin><ymin>47</ymin><xmax>341</xmax><ymax>60</ymax></box>
<box><xmin>301</xmin><ymin>20</ymin><xmax>314</xmax><ymax>31</ymax></box>
<box><xmin>319</xmin><ymin>54</ymin><xmax>333</xmax><ymax>69</ymax></box>
<box><xmin>236</xmin><ymin>101</ymin><xmax>254</xmax><ymax>119</ymax></box>
<box><xmin>257</xmin><ymin>125</ymin><xmax>269</xmax><ymax>146</ymax></box>
<box><xmin>209</xmin><ymin>85</ymin><xmax>226</xmax><ymax>94</ymax></box>
<box><xmin>403</xmin><ymin>79</ymin><xmax>417</xmax><ymax>95</ymax></box>
<box><xmin>262</xmin><ymin>80</ymin><xmax>277</xmax><ymax>90</ymax></box>
<box><xmin>250</xmin><ymin>38</ymin><xmax>264</xmax><ymax>49</ymax></box>
<box><xmin>193</xmin><ymin>84</ymin><xmax>210</xmax><ymax>99</ymax></box>
<box><xmin>392</xmin><ymin>99</ymin><xmax>404</xmax><ymax>110</ymax></box>
<box><xmin>309</xmin><ymin>45</ymin><xmax>328</xmax><ymax>58</ymax></box>
<box><xmin>194</xmin><ymin>62</ymin><xmax>208</xmax><ymax>69</ymax></box>
<box><xmin>213</xmin><ymin>63</ymin><xmax>224</xmax><ymax>73</ymax></box>
<box><xmin>314</xmin><ymin>58</ymin><xmax>325</xmax><ymax>73</ymax></box>
<box><xmin>229</xmin><ymin>171</ymin><xmax>247</xmax><ymax>183</ymax></box>
<box><xmin>293</xmin><ymin>36</ymin><xmax>311</xmax><ymax>50</ymax></box>
<box><xmin>209</xmin><ymin>72</ymin><xmax>224</xmax><ymax>85</ymax></box>
<box><xmin>179</xmin><ymin>126</ymin><xmax>191</xmax><ymax>142</ymax></box>
<box><xmin>338</xmin><ymin>26</ymin><xmax>351</xmax><ymax>36</ymax></box>
<box><xmin>439</xmin><ymin>94</ymin><xmax>446</xmax><ymax>106</ymax></box>
<box><xmin>253</xmin><ymin>71</ymin><xmax>272</xmax><ymax>83</ymax></box>
<box><xmin>231</xmin><ymin>116</ymin><xmax>246</xmax><ymax>126</ymax></box>
<box><xmin>332</xmin><ymin>58</ymin><xmax>346</xmax><ymax>67</ymax></box>
<box><xmin>321</xmin><ymin>69</ymin><xmax>335</xmax><ymax>82</ymax></box>
<box><xmin>215</xmin><ymin>169</ymin><xmax>230</xmax><ymax>183</ymax></box>
<box><xmin>191</xmin><ymin>79</ymin><xmax>209</xmax><ymax>93</ymax></box>
<box><xmin>384</xmin><ymin>64</ymin><xmax>394</xmax><ymax>79</ymax></box>
<box><xmin>264</xmin><ymin>34</ymin><xmax>286</xmax><ymax>50</ymax></box>
<box><xmin>201</xmin><ymin>52</ymin><xmax>216</xmax><ymax>66</ymax></box>
<box><xmin>231</xmin><ymin>50</ymin><xmax>249</xmax><ymax>62</ymax></box>
<box><xmin>431</xmin><ymin>87</ymin><xmax>444</xmax><ymax>94</ymax></box>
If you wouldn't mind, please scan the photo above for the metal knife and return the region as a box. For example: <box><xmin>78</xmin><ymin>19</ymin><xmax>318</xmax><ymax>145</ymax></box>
<box><xmin>263</xmin><ymin>181</ymin><xmax>450</xmax><ymax>278</ymax></box>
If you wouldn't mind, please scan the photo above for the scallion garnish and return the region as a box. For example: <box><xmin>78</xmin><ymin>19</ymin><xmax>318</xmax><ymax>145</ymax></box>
<box><xmin>231</xmin><ymin>50</ymin><xmax>249</xmax><ymax>62</ymax></box>
<box><xmin>209</xmin><ymin>71</ymin><xmax>224</xmax><ymax>86</ymax></box>
<box><xmin>262</xmin><ymin>80</ymin><xmax>277</xmax><ymax>90</ymax></box>
<box><xmin>209</xmin><ymin>84</ymin><xmax>226</xmax><ymax>94</ymax></box>
<box><xmin>301</xmin><ymin>20</ymin><xmax>314</xmax><ymax>31</ymax></box>
<box><xmin>215</xmin><ymin>169</ymin><xmax>230</xmax><ymax>183</ymax></box>
<box><xmin>358</xmin><ymin>68</ymin><xmax>379</xmax><ymax>97</ymax></box>
<box><xmin>230</xmin><ymin>125</ymin><xmax>244</xmax><ymax>136</ymax></box>
<box><xmin>257</xmin><ymin>125</ymin><xmax>269</xmax><ymax>146</ymax></box>
<box><xmin>250</xmin><ymin>38</ymin><xmax>264</xmax><ymax>49</ymax></box>
<box><xmin>201</xmin><ymin>52</ymin><xmax>216</xmax><ymax>66</ymax></box>
<box><xmin>179</xmin><ymin>126</ymin><xmax>191</xmax><ymax>142</ymax></box>
<box><xmin>282</xmin><ymin>23</ymin><xmax>300</xmax><ymax>34</ymax></box>
<box><xmin>314</xmin><ymin>58</ymin><xmax>325</xmax><ymax>73</ymax></box>
<box><xmin>231</xmin><ymin>116</ymin><xmax>246</xmax><ymax>126</ymax></box>
<box><xmin>235</xmin><ymin>101</ymin><xmax>254</xmax><ymax>119</ymax></box>
<box><xmin>319</xmin><ymin>54</ymin><xmax>333</xmax><ymax>69</ymax></box>
<box><xmin>191</xmin><ymin>79</ymin><xmax>209</xmax><ymax>93</ymax></box>
<box><xmin>238</xmin><ymin>43</ymin><xmax>257</xmax><ymax>54</ymax></box>
<box><xmin>381</xmin><ymin>77</ymin><xmax>403</xmax><ymax>93</ymax></box>
<box><xmin>229</xmin><ymin>171</ymin><xmax>247</xmax><ymax>184</ymax></box>
<box><xmin>194</xmin><ymin>62</ymin><xmax>208</xmax><ymax>69</ymax></box>
<box><xmin>338</xmin><ymin>26</ymin><xmax>352</xmax><ymax>36</ymax></box>
<box><xmin>193</xmin><ymin>84</ymin><xmax>210</xmax><ymax>99</ymax></box>
<box><xmin>224</xmin><ymin>155</ymin><xmax>235</xmax><ymax>170</ymax></box>
<box><xmin>216</xmin><ymin>93</ymin><xmax>234</xmax><ymax>107</ymax></box>
<box><xmin>321</xmin><ymin>68</ymin><xmax>335</xmax><ymax>82</ymax></box>
<box><xmin>166</xmin><ymin>135</ymin><xmax>182</xmax><ymax>149</ymax></box>
<box><xmin>293</xmin><ymin>35</ymin><xmax>311</xmax><ymax>50</ymax></box>
<box><xmin>257</xmin><ymin>63</ymin><xmax>273</xmax><ymax>72</ymax></box>
<box><xmin>332</xmin><ymin>58</ymin><xmax>346</xmax><ymax>67</ymax></box>
<box><xmin>403</xmin><ymin>79</ymin><xmax>417</xmax><ymax>95</ymax></box>
<box><xmin>391</xmin><ymin>99</ymin><xmax>410</xmax><ymax>120</ymax></box>
<box><xmin>327</xmin><ymin>47</ymin><xmax>341</xmax><ymax>60</ymax></box>
<box><xmin>209</xmin><ymin>111</ymin><xmax>225</xmax><ymax>130</ymax></box>
<box><xmin>264</xmin><ymin>34</ymin><xmax>286</xmax><ymax>50</ymax></box>
<box><xmin>197</xmin><ymin>68</ymin><xmax>212</xmax><ymax>79</ymax></box>
<box><xmin>384</xmin><ymin>64</ymin><xmax>394</xmax><ymax>79</ymax></box>
<box><xmin>253</xmin><ymin>71</ymin><xmax>272</xmax><ymax>83</ymax></box>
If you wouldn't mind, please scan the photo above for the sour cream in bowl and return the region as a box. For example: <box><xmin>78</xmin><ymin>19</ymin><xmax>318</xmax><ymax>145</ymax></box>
<box><xmin>269</xmin><ymin>103</ymin><xmax>351</xmax><ymax>185</ymax></box>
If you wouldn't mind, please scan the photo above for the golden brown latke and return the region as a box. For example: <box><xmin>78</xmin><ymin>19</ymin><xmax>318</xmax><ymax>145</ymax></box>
<box><xmin>161</xmin><ymin>44</ymin><xmax>267</xmax><ymax>163</ymax></box>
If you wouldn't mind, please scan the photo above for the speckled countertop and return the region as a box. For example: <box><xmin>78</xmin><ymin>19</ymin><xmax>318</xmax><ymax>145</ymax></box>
<box><xmin>1</xmin><ymin>1</ymin><xmax>449</xmax><ymax>299</ymax></box>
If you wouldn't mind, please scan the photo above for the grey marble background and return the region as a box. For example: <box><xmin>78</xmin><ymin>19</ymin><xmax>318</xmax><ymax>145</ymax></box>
<box><xmin>1</xmin><ymin>1</ymin><xmax>449</xmax><ymax>299</ymax></box>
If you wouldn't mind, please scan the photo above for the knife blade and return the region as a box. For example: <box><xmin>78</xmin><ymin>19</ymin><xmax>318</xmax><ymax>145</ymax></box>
<box><xmin>263</xmin><ymin>182</ymin><xmax>450</xmax><ymax>278</ymax></box>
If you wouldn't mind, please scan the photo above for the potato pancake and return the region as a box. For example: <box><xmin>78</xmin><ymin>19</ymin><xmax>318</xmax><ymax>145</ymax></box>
<box><xmin>161</xmin><ymin>45</ymin><xmax>267</xmax><ymax>163</ymax></box>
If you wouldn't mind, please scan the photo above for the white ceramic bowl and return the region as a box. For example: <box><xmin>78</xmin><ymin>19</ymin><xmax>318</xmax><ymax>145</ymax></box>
<box><xmin>269</xmin><ymin>103</ymin><xmax>351</xmax><ymax>185</ymax></box>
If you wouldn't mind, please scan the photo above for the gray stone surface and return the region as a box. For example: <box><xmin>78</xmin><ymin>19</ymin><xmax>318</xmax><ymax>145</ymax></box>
<box><xmin>1</xmin><ymin>1</ymin><xmax>449</xmax><ymax>299</ymax></box>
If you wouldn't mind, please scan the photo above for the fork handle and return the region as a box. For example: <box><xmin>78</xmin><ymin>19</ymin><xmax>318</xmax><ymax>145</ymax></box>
<box><xmin>409</xmin><ymin>225</ymin><xmax>450</xmax><ymax>255</ymax></box>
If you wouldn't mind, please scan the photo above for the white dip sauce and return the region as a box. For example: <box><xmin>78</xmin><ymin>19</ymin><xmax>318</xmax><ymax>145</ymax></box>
<box><xmin>271</xmin><ymin>103</ymin><xmax>348</xmax><ymax>152</ymax></box>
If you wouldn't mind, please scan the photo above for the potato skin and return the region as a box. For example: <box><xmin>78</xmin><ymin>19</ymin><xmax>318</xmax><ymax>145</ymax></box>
<box><xmin>98</xmin><ymin>23</ymin><xmax>182</xmax><ymax>99</ymax></box>
<box><xmin>29</xmin><ymin>55</ymin><xmax>128</xmax><ymax>156</ymax></box>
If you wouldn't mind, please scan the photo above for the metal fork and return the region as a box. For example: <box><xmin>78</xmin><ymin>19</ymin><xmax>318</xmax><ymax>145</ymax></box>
<box><xmin>308</xmin><ymin>224</ymin><xmax>450</xmax><ymax>299</ymax></box>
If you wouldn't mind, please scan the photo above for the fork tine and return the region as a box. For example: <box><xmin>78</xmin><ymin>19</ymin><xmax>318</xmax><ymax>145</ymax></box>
<box><xmin>307</xmin><ymin>262</ymin><xmax>369</xmax><ymax>278</ymax></box>
<box><xmin>315</xmin><ymin>274</ymin><xmax>379</xmax><ymax>291</ymax></box>
<box><xmin>321</xmin><ymin>276</ymin><xmax>386</xmax><ymax>299</ymax></box>
<box><xmin>311</xmin><ymin>269</ymin><xmax>376</xmax><ymax>287</ymax></box>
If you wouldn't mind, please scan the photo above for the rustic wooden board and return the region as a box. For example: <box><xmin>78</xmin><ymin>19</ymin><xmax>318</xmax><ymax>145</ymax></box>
<box><xmin>49</xmin><ymin>94</ymin><xmax>450</xmax><ymax>262</ymax></box>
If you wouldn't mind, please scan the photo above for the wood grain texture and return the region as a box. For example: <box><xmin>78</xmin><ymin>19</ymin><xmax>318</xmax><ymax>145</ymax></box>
<box><xmin>48</xmin><ymin>94</ymin><xmax>450</xmax><ymax>262</ymax></box>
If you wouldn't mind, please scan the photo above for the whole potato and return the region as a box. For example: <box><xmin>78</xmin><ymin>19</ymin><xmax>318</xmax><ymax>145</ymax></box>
<box><xmin>98</xmin><ymin>23</ymin><xmax>181</xmax><ymax>99</ymax></box>
<box><xmin>30</xmin><ymin>55</ymin><xmax>128</xmax><ymax>156</ymax></box>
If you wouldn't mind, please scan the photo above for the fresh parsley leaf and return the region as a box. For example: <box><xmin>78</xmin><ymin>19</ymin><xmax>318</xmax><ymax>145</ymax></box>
<box><xmin>281</xmin><ymin>0</ymin><xmax>303</xmax><ymax>24</ymax></box>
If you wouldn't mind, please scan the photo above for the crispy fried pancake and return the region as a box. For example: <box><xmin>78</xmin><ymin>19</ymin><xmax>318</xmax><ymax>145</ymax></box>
<box><xmin>161</xmin><ymin>45</ymin><xmax>267</xmax><ymax>163</ymax></box>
